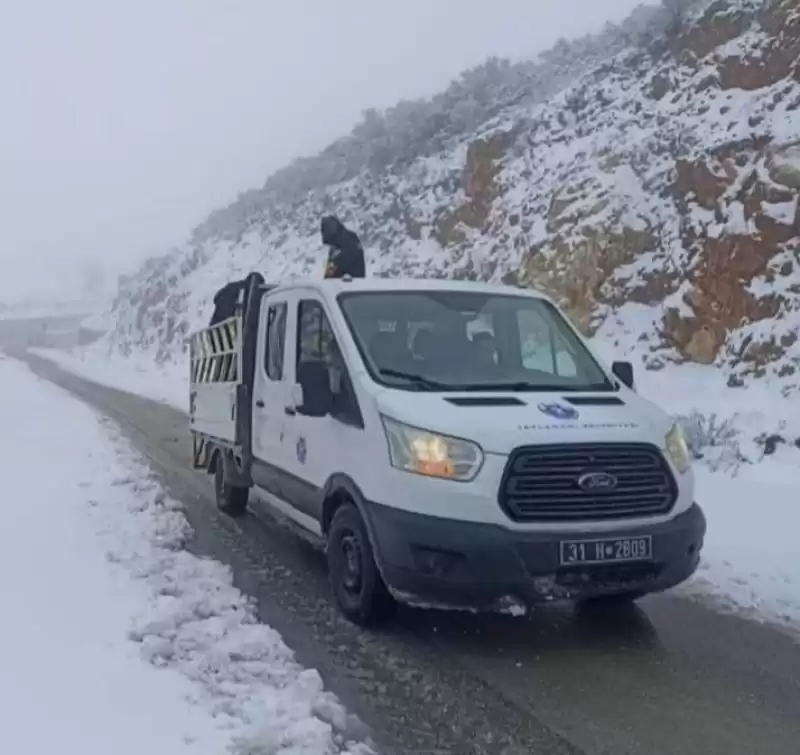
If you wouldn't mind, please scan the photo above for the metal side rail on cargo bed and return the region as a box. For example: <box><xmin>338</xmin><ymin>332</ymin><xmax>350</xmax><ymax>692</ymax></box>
<box><xmin>188</xmin><ymin>271</ymin><xmax>271</xmax><ymax>479</ymax></box>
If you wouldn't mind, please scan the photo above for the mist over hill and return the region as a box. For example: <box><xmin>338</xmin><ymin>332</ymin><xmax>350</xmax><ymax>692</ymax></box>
<box><xmin>98</xmin><ymin>0</ymin><xmax>799</xmax><ymax>395</ymax></box>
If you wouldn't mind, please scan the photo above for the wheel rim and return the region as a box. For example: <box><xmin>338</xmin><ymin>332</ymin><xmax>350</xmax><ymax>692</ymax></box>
<box><xmin>339</xmin><ymin>531</ymin><xmax>364</xmax><ymax>597</ymax></box>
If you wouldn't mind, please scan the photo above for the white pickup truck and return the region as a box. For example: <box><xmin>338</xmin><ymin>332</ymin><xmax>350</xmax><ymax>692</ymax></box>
<box><xmin>189</xmin><ymin>274</ymin><xmax>706</xmax><ymax>625</ymax></box>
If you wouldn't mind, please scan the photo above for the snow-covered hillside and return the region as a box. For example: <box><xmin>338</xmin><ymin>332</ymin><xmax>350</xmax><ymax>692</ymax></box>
<box><xmin>100</xmin><ymin>0</ymin><xmax>800</xmax><ymax>397</ymax></box>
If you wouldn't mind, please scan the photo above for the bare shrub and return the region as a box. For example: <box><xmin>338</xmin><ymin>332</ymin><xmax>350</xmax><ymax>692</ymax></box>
<box><xmin>676</xmin><ymin>410</ymin><xmax>747</xmax><ymax>472</ymax></box>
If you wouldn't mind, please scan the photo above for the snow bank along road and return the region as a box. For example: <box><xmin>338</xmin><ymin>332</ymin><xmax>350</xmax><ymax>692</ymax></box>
<box><xmin>0</xmin><ymin>354</ymin><xmax>373</xmax><ymax>755</ymax></box>
<box><xmin>19</xmin><ymin>350</ymin><xmax>800</xmax><ymax>755</ymax></box>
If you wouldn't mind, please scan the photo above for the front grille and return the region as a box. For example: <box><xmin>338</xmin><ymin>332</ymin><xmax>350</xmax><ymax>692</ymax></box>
<box><xmin>499</xmin><ymin>443</ymin><xmax>677</xmax><ymax>522</ymax></box>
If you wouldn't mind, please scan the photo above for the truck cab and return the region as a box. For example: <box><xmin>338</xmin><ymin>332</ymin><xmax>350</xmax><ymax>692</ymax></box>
<box><xmin>189</xmin><ymin>277</ymin><xmax>706</xmax><ymax>625</ymax></box>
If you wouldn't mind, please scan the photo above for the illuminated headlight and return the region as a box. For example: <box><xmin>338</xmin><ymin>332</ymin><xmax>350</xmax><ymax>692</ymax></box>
<box><xmin>665</xmin><ymin>422</ymin><xmax>691</xmax><ymax>474</ymax></box>
<box><xmin>381</xmin><ymin>416</ymin><xmax>484</xmax><ymax>482</ymax></box>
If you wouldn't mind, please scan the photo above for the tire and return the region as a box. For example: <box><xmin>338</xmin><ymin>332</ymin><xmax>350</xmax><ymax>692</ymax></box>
<box><xmin>327</xmin><ymin>502</ymin><xmax>396</xmax><ymax>626</ymax></box>
<box><xmin>213</xmin><ymin>454</ymin><xmax>249</xmax><ymax>517</ymax></box>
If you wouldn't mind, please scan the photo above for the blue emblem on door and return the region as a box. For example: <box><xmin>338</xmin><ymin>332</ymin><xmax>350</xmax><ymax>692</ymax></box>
<box><xmin>296</xmin><ymin>437</ymin><xmax>307</xmax><ymax>464</ymax></box>
<box><xmin>537</xmin><ymin>401</ymin><xmax>579</xmax><ymax>420</ymax></box>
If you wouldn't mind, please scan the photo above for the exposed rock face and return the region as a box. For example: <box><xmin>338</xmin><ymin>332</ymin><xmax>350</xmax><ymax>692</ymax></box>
<box><xmin>519</xmin><ymin>227</ymin><xmax>657</xmax><ymax>334</ymax></box>
<box><xmin>104</xmin><ymin>0</ymin><xmax>800</xmax><ymax>391</ymax></box>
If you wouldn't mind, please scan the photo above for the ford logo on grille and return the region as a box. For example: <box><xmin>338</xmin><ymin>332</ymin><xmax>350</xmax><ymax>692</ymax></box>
<box><xmin>577</xmin><ymin>471</ymin><xmax>618</xmax><ymax>492</ymax></box>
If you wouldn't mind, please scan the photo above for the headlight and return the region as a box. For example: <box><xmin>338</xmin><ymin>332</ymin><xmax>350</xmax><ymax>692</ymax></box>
<box><xmin>381</xmin><ymin>416</ymin><xmax>484</xmax><ymax>482</ymax></box>
<box><xmin>665</xmin><ymin>422</ymin><xmax>690</xmax><ymax>474</ymax></box>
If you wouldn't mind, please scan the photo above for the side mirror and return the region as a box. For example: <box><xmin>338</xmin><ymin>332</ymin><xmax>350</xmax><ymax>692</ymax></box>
<box><xmin>296</xmin><ymin>360</ymin><xmax>333</xmax><ymax>418</ymax></box>
<box><xmin>612</xmin><ymin>360</ymin><xmax>635</xmax><ymax>390</ymax></box>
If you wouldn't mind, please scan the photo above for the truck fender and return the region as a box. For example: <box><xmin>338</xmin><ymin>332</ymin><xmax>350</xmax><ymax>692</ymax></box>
<box><xmin>320</xmin><ymin>474</ymin><xmax>383</xmax><ymax>561</ymax></box>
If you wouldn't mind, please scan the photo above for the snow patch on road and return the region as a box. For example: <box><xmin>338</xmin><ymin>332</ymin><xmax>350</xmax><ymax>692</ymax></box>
<box><xmin>0</xmin><ymin>354</ymin><xmax>374</xmax><ymax>755</ymax></box>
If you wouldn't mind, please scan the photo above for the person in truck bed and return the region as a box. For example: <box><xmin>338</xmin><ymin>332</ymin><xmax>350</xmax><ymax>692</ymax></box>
<box><xmin>208</xmin><ymin>272</ymin><xmax>265</xmax><ymax>326</ymax></box>
<box><xmin>321</xmin><ymin>215</ymin><xmax>366</xmax><ymax>279</ymax></box>
<box><xmin>209</xmin><ymin>280</ymin><xmax>245</xmax><ymax>325</ymax></box>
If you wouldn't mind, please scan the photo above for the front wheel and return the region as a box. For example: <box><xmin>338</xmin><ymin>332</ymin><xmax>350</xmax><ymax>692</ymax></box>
<box><xmin>327</xmin><ymin>503</ymin><xmax>396</xmax><ymax>626</ymax></box>
<box><xmin>213</xmin><ymin>455</ymin><xmax>249</xmax><ymax>517</ymax></box>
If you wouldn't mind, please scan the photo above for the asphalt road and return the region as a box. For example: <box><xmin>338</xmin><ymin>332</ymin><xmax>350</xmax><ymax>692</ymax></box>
<box><xmin>20</xmin><ymin>351</ymin><xmax>800</xmax><ymax>755</ymax></box>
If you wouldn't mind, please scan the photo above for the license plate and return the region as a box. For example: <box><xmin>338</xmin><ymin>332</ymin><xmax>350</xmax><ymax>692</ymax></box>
<box><xmin>559</xmin><ymin>536</ymin><xmax>653</xmax><ymax>566</ymax></box>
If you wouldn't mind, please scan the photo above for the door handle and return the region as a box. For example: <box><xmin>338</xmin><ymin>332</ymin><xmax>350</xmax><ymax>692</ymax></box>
<box><xmin>255</xmin><ymin>399</ymin><xmax>265</xmax><ymax>408</ymax></box>
<box><xmin>284</xmin><ymin>406</ymin><xmax>296</xmax><ymax>416</ymax></box>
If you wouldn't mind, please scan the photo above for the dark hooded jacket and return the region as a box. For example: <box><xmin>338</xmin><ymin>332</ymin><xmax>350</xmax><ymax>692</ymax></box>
<box><xmin>210</xmin><ymin>280</ymin><xmax>246</xmax><ymax>326</ymax></box>
<box><xmin>209</xmin><ymin>271</ymin><xmax>265</xmax><ymax>326</ymax></box>
<box><xmin>320</xmin><ymin>216</ymin><xmax>366</xmax><ymax>279</ymax></box>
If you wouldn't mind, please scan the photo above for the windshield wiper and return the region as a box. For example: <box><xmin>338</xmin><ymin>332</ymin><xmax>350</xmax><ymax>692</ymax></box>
<box><xmin>453</xmin><ymin>382</ymin><xmax>593</xmax><ymax>392</ymax></box>
<box><xmin>378</xmin><ymin>369</ymin><xmax>456</xmax><ymax>391</ymax></box>
<box><xmin>377</xmin><ymin>372</ymin><xmax>613</xmax><ymax>393</ymax></box>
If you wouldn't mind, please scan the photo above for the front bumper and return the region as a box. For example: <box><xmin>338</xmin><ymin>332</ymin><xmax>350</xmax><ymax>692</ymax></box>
<box><xmin>363</xmin><ymin>502</ymin><xmax>706</xmax><ymax>610</ymax></box>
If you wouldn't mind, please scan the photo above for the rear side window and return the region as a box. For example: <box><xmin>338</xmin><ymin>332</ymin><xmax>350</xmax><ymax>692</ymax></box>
<box><xmin>265</xmin><ymin>302</ymin><xmax>287</xmax><ymax>380</ymax></box>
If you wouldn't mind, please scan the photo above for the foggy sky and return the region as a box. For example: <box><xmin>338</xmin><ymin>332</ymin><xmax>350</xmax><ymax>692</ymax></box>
<box><xmin>1</xmin><ymin>0</ymin><xmax>649</xmax><ymax>303</ymax></box>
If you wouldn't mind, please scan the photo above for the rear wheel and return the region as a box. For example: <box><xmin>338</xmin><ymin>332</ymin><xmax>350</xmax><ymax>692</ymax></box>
<box><xmin>327</xmin><ymin>503</ymin><xmax>396</xmax><ymax>626</ymax></box>
<box><xmin>213</xmin><ymin>454</ymin><xmax>249</xmax><ymax>517</ymax></box>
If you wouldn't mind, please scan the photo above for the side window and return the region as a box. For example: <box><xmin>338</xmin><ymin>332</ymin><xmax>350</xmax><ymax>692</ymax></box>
<box><xmin>297</xmin><ymin>299</ymin><xmax>362</xmax><ymax>427</ymax></box>
<box><xmin>518</xmin><ymin>308</ymin><xmax>577</xmax><ymax>377</ymax></box>
<box><xmin>297</xmin><ymin>300</ymin><xmax>333</xmax><ymax>363</ymax></box>
<box><xmin>265</xmin><ymin>302</ymin><xmax>287</xmax><ymax>380</ymax></box>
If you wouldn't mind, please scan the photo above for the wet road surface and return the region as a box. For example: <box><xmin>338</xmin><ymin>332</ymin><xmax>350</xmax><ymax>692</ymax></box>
<box><xmin>19</xmin><ymin>351</ymin><xmax>800</xmax><ymax>755</ymax></box>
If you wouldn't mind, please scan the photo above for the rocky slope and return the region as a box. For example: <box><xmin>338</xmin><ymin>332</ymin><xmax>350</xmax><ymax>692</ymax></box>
<box><xmin>103</xmin><ymin>0</ymin><xmax>800</xmax><ymax>393</ymax></box>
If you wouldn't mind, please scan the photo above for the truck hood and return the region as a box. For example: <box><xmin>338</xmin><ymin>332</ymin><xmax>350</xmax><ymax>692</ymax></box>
<box><xmin>374</xmin><ymin>389</ymin><xmax>673</xmax><ymax>455</ymax></box>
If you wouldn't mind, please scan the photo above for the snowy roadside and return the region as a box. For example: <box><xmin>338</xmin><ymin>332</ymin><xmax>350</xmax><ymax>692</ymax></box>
<box><xmin>32</xmin><ymin>346</ymin><xmax>187</xmax><ymax>412</ymax></box>
<box><xmin>0</xmin><ymin>354</ymin><xmax>374</xmax><ymax>755</ymax></box>
<box><xmin>680</xmin><ymin>460</ymin><xmax>800</xmax><ymax>633</ymax></box>
<box><xmin>590</xmin><ymin>340</ymin><xmax>800</xmax><ymax>469</ymax></box>
<box><xmin>29</xmin><ymin>344</ymin><xmax>800</xmax><ymax>635</ymax></box>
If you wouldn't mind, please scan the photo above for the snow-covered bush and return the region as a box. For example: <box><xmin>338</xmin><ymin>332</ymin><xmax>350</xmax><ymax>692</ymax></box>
<box><xmin>677</xmin><ymin>410</ymin><xmax>747</xmax><ymax>472</ymax></box>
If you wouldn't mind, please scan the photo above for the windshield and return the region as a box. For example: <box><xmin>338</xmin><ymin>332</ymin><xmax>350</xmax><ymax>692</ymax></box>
<box><xmin>338</xmin><ymin>290</ymin><xmax>614</xmax><ymax>392</ymax></box>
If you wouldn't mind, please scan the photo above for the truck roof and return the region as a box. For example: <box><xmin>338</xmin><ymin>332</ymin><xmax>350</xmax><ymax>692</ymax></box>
<box><xmin>266</xmin><ymin>276</ymin><xmax>550</xmax><ymax>301</ymax></box>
